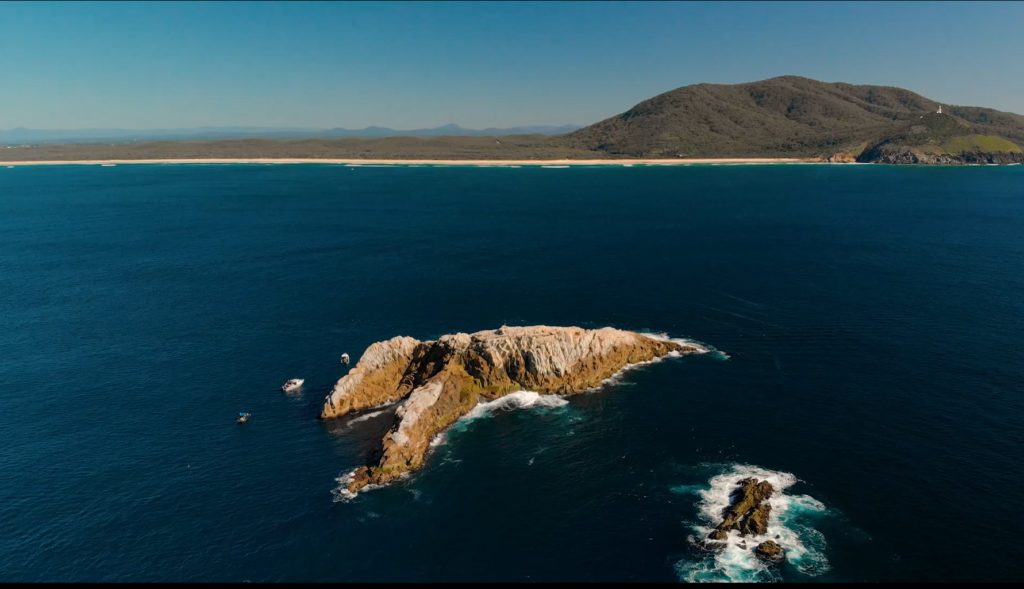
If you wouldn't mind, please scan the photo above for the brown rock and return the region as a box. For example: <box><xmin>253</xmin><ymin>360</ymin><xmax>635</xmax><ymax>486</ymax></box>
<box><xmin>823</xmin><ymin>152</ymin><xmax>856</xmax><ymax>163</ymax></box>
<box><xmin>320</xmin><ymin>336</ymin><xmax>421</xmax><ymax>419</ymax></box>
<box><xmin>710</xmin><ymin>478</ymin><xmax>775</xmax><ymax>539</ymax></box>
<box><xmin>740</xmin><ymin>503</ymin><xmax>772</xmax><ymax>536</ymax></box>
<box><xmin>755</xmin><ymin>540</ymin><xmax>785</xmax><ymax>561</ymax></box>
<box><xmin>704</xmin><ymin>529</ymin><xmax>730</xmax><ymax>547</ymax></box>
<box><xmin>322</xmin><ymin>326</ymin><xmax>699</xmax><ymax>492</ymax></box>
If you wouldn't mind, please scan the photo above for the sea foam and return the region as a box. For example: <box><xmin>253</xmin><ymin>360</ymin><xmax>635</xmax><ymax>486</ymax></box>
<box><xmin>458</xmin><ymin>390</ymin><xmax>568</xmax><ymax>423</ymax></box>
<box><xmin>641</xmin><ymin>331</ymin><xmax>730</xmax><ymax>360</ymax></box>
<box><xmin>586</xmin><ymin>333</ymin><xmax>726</xmax><ymax>391</ymax></box>
<box><xmin>334</xmin><ymin>391</ymin><xmax>568</xmax><ymax>501</ymax></box>
<box><xmin>676</xmin><ymin>464</ymin><xmax>829</xmax><ymax>582</ymax></box>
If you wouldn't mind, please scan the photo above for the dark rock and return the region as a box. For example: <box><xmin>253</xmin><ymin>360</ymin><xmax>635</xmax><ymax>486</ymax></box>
<box><xmin>709</xmin><ymin>478</ymin><xmax>775</xmax><ymax>540</ymax></box>
<box><xmin>755</xmin><ymin>540</ymin><xmax>785</xmax><ymax>561</ymax></box>
<box><xmin>706</xmin><ymin>530</ymin><xmax>729</xmax><ymax>542</ymax></box>
<box><xmin>857</xmin><ymin>145</ymin><xmax>1024</xmax><ymax>165</ymax></box>
<box><xmin>739</xmin><ymin>503</ymin><xmax>772</xmax><ymax>536</ymax></box>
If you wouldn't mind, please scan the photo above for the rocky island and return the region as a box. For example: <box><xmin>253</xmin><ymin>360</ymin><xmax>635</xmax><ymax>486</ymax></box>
<box><xmin>706</xmin><ymin>477</ymin><xmax>785</xmax><ymax>563</ymax></box>
<box><xmin>321</xmin><ymin>326</ymin><xmax>700</xmax><ymax>493</ymax></box>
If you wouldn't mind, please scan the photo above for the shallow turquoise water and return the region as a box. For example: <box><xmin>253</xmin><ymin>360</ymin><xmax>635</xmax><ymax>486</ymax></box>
<box><xmin>1</xmin><ymin>163</ymin><xmax>1022</xmax><ymax>581</ymax></box>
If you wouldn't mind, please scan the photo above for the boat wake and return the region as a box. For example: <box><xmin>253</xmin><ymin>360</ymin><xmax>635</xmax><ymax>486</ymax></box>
<box><xmin>675</xmin><ymin>464</ymin><xmax>830</xmax><ymax>582</ymax></box>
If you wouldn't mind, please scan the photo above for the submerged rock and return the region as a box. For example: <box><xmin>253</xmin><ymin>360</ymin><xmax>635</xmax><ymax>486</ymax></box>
<box><xmin>322</xmin><ymin>326</ymin><xmax>699</xmax><ymax>492</ymax></box>
<box><xmin>755</xmin><ymin>540</ymin><xmax>785</xmax><ymax>561</ymax></box>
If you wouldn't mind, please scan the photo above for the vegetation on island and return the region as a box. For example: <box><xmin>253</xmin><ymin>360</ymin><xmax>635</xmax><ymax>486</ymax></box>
<box><xmin>561</xmin><ymin>76</ymin><xmax>1024</xmax><ymax>162</ymax></box>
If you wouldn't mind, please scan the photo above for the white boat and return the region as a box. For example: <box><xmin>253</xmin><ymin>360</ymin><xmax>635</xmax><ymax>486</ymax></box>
<box><xmin>281</xmin><ymin>378</ymin><xmax>304</xmax><ymax>392</ymax></box>
<box><xmin>341</xmin><ymin>353</ymin><xmax>350</xmax><ymax>365</ymax></box>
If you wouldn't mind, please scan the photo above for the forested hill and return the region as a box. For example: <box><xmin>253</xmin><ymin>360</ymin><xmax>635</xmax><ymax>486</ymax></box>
<box><xmin>558</xmin><ymin>76</ymin><xmax>1024</xmax><ymax>161</ymax></box>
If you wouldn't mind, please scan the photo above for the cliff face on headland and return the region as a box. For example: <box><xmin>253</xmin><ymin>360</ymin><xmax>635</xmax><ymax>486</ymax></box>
<box><xmin>851</xmin><ymin>112</ymin><xmax>1024</xmax><ymax>165</ymax></box>
<box><xmin>561</xmin><ymin>76</ymin><xmax>1024</xmax><ymax>163</ymax></box>
<box><xmin>322</xmin><ymin>326</ymin><xmax>698</xmax><ymax>492</ymax></box>
<box><xmin>857</xmin><ymin>145</ymin><xmax>1024</xmax><ymax>165</ymax></box>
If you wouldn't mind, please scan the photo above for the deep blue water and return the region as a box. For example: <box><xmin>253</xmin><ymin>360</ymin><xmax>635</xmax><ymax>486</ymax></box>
<box><xmin>1</xmin><ymin>163</ymin><xmax>1023</xmax><ymax>582</ymax></box>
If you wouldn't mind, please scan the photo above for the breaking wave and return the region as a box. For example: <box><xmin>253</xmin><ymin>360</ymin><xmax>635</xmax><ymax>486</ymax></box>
<box><xmin>458</xmin><ymin>391</ymin><xmax>568</xmax><ymax>423</ymax></box>
<box><xmin>641</xmin><ymin>331</ymin><xmax>730</xmax><ymax>360</ymax></box>
<box><xmin>332</xmin><ymin>469</ymin><xmax>365</xmax><ymax>503</ymax></box>
<box><xmin>334</xmin><ymin>392</ymin><xmax>568</xmax><ymax>501</ymax></box>
<box><xmin>676</xmin><ymin>464</ymin><xmax>829</xmax><ymax>582</ymax></box>
<box><xmin>332</xmin><ymin>468</ymin><xmax>409</xmax><ymax>503</ymax></box>
<box><xmin>588</xmin><ymin>332</ymin><xmax>727</xmax><ymax>391</ymax></box>
<box><xmin>429</xmin><ymin>391</ymin><xmax>569</xmax><ymax>446</ymax></box>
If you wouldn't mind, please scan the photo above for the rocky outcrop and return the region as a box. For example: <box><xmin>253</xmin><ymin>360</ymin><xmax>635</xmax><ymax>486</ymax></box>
<box><xmin>823</xmin><ymin>152</ymin><xmax>857</xmax><ymax>163</ymax></box>
<box><xmin>755</xmin><ymin>540</ymin><xmax>784</xmax><ymax>561</ymax></box>
<box><xmin>706</xmin><ymin>478</ymin><xmax>774</xmax><ymax>544</ymax></box>
<box><xmin>857</xmin><ymin>146</ymin><xmax>960</xmax><ymax>165</ymax></box>
<box><xmin>320</xmin><ymin>336</ymin><xmax>421</xmax><ymax>419</ymax></box>
<box><xmin>323</xmin><ymin>326</ymin><xmax>699</xmax><ymax>492</ymax></box>
<box><xmin>858</xmin><ymin>144</ymin><xmax>1024</xmax><ymax>165</ymax></box>
<box><xmin>961</xmin><ymin>151</ymin><xmax>1024</xmax><ymax>164</ymax></box>
<box><xmin>851</xmin><ymin>113</ymin><xmax>1024</xmax><ymax>165</ymax></box>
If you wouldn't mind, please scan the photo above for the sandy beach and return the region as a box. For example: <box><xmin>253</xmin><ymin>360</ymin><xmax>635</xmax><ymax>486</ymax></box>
<box><xmin>1</xmin><ymin>157</ymin><xmax>813</xmax><ymax>167</ymax></box>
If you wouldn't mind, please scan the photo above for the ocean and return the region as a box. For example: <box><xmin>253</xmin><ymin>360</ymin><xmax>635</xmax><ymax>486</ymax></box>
<box><xmin>1</xmin><ymin>163</ymin><xmax>1022</xmax><ymax>582</ymax></box>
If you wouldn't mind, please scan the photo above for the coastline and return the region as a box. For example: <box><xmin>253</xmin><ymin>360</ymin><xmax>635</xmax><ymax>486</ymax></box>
<box><xmin>1</xmin><ymin>157</ymin><xmax>813</xmax><ymax>167</ymax></box>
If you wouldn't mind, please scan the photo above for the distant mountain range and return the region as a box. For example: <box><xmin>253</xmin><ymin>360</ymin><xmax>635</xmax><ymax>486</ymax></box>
<box><xmin>560</xmin><ymin>76</ymin><xmax>1024</xmax><ymax>162</ymax></box>
<box><xmin>0</xmin><ymin>123</ymin><xmax>582</xmax><ymax>145</ymax></box>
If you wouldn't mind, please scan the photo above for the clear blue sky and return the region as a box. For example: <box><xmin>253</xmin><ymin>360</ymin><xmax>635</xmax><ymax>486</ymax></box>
<box><xmin>2</xmin><ymin>1</ymin><xmax>1022</xmax><ymax>130</ymax></box>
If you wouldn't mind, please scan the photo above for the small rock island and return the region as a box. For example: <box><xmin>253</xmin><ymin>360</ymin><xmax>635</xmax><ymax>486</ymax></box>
<box><xmin>321</xmin><ymin>326</ymin><xmax>700</xmax><ymax>492</ymax></box>
<box><xmin>706</xmin><ymin>477</ymin><xmax>785</xmax><ymax>562</ymax></box>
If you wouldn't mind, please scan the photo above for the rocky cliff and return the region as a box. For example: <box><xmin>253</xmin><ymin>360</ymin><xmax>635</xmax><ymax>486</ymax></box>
<box><xmin>854</xmin><ymin>113</ymin><xmax>1024</xmax><ymax>165</ymax></box>
<box><xmin>857</xmin><ymin>145</ymin><xmax>1024</xmax><ymax>165</ymax></box>
<box><xmin>322</xmin><ymin>326</ymin><xmax>699</xmax><ymax>492</ymax></box>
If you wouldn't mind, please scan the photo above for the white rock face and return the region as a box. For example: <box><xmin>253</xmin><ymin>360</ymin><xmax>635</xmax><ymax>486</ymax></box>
<box><xmin>387</xmin><ymin>380</ymin><xmax>443</xmax><ymax>447</ymax></box>
<box><xmin>465</xmin><ymin>325</ymin><xmax>648</xmax><ymax>380</ymax></box>
<box><xmin>321</xmin><ymin>335</ymin><xmax>421</xmax><ymax>418</ymax></box>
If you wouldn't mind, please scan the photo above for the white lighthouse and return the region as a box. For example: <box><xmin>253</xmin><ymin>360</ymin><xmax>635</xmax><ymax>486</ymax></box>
<box><xmin>937</xmin><ymin>105</ymin><xmax>942</xmax><ymax>114</ymax></box>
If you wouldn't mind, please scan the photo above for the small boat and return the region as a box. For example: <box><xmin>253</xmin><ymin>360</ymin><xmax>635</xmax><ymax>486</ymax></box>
<box><xmin>237</xmin><ymin>412</ymin><xmax>251</xmax><ymax>423</ymax></box>
<box><xmin>341</xmin><ymin>353</ymin><xmax>350</xmax><ymax>365</ymax></box>
<box><xmin>281</xmin><ymin>378</ymin><xmax>304</xmax><ymax>392</ymax></box>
